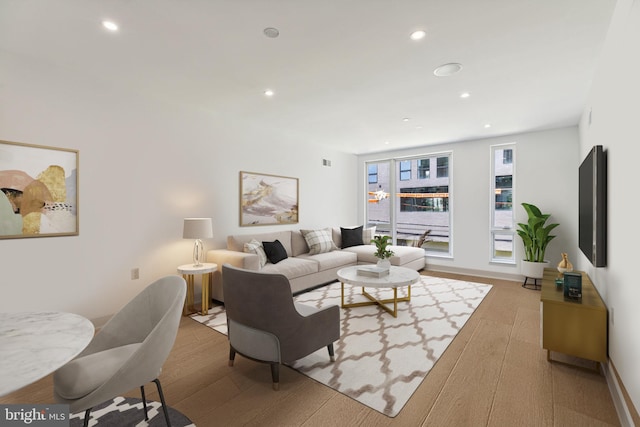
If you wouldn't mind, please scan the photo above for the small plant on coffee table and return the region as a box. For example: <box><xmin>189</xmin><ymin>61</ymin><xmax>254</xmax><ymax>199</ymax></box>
<box><xmin>372</xmin><ymin>235</ymin><xmax>394</xmax><ymax>260</ymax></box>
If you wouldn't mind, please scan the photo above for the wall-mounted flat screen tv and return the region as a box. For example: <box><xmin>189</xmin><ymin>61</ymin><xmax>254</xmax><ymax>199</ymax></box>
<box><xmin>578</xmin><ymin>145</ymin><xmax>607</xmax><ymax>267</ymax></box>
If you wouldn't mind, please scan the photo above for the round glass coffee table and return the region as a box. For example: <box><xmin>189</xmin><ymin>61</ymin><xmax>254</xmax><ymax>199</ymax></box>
<box><xmin>337</xmin><ymin>266</ymin><xmax>421</xmax><ymax>317</ymax></box>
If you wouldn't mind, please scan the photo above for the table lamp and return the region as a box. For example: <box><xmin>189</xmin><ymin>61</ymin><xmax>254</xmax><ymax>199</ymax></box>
<box><xmin>183</xmin><ymin>218</ymin><xmax>213</xmax><ymax>267</ymax></box>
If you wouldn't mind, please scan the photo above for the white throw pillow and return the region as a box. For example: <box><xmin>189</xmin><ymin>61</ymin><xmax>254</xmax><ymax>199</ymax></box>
<box><xmin>363</xmin><ymin>226</ymin><xmax>376</xmax><ymax>244</ymax></box>
<box><xmin>244</xmin><ymin>239</ymin><xmax>267</xmax><ymax>268</ymax></box>
<box><xmin>301</xmin><ymin>229</ymin><xmax>337</xmax><ymax>255</ymax></box>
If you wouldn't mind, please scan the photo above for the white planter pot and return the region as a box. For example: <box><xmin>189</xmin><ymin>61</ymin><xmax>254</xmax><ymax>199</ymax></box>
<box><xmin>521</xmin><ymin>260</ymin><xmax>549</xmax><ymax>279</ymax></box>
<box><xmin>376</xmin><ymin>258</ymin><xmax>391</xmax><ymax>270</ymax></box>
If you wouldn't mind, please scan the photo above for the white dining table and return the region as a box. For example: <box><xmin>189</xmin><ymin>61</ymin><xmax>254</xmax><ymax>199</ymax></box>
<box><xmin>0</xmin><ymin>311</ymin><xmax>95</xmax><ymax>397</ymax></box>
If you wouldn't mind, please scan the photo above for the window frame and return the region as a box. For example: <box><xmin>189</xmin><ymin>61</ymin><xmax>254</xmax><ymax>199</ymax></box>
<box><xmin>490</xmin><ymin>143</ymin><xmax>516</xmax><ymax>264</ymax></box>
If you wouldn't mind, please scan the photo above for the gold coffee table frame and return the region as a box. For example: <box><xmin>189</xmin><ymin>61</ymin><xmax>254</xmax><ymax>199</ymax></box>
<box><xmin>337</xmin><ymin>266</ymin><xmax>420</xmax><ymax>317</ymax></box>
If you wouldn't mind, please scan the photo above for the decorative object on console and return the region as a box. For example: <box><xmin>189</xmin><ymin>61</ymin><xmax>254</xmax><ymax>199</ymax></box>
<box><xmin>183</xmin><ymin>217</ymin><xmax>213</xmax><ymax>267</ymax></box>
<box><xmin>517</xmin><ymin>203</ymin><xmax>559</xmax><ymax>289</ymax></box>
<box><xmin>0</xmin><ymin>139</ymin><xmax>79</xmax><ymax>239</ymax></box>
<box><xmin>563</xmin><ymin>271</ymin><xmax>582</xmax><ymax>302</ymax></box>
<box><xmin>372</xmin><ymin>234</ymin><xmax>394</xmax><ymax>270</ymax></box>
<box><xmin>239</xmin><ymin>171</ymin><xmax>298</xmax><ymax>226</ymax></box>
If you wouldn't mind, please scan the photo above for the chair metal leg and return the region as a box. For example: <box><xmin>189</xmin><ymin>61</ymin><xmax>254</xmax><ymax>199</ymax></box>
<box><xmin>270</xmin><ymin>363</ymin><xmax>280</xmax><ymax>391</ymax></box>
<box><xmin>153</xmin><ymin>378</ymin><xmax>172</xmax><ymax>427</ymax></box>
<box><xmin>327</xmin><ymin>344</ymin><xmax>335</xmax><ymax>362</ymax></box>
<box><xmin>229</xmin><ymin>346</ymin><xmax>236</xmax><ymax>367</ymax></box>
<box><xmin>140</xmin><ymin>385</ymin><xmax>149</xmax><ymax>421</ymax></box>
<box><xmin>82</xmin><ymin>408</ymin><xmax>92</xmax><ymax>427</ymax></box>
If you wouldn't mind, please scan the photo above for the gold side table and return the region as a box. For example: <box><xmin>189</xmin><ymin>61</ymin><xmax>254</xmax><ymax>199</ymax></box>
<box><xmin>178</xmin><ymin>263</ymin><xmax>217</xmax><ymax>316</ymax></box>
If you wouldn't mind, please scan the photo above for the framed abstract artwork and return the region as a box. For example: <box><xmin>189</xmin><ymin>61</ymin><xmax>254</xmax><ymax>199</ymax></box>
<box><xmin>240</xmin><ymin>171</ymin><xmax>298</xmax><ymax>226</ymax></box>
<box><xmin>0</xmin><ymin>140</ymin><xmax>79</xmax><ymax>239</ymax></box>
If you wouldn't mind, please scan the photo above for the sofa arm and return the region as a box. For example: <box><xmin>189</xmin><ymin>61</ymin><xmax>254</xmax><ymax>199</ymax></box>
<box><xmin>207</xmin><ymin>249</ymin><xmax>260</xmax><ymax>302</ymax></box>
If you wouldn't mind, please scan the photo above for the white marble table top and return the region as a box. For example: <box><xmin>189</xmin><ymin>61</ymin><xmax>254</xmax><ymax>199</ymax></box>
<box><xmin>0</xmin><ymin>311</ymin><xmax>94</xmax><ymax>397</ymax></box>
<box><xmin>337</xmin><ymin>265</ymin><xmax>421</xmax><ymax>289</ymax></box>
<box><xmin>177</xmin><ymin>262</ymin><xmax>217</xmax><ymax>275</ymax></box>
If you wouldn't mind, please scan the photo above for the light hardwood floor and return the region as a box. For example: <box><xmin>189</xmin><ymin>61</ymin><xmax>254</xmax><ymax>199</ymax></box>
<box><xmin>1</xmin><ymin>271</ymin><xmax>621</xmax><ymax>426</ymax></box>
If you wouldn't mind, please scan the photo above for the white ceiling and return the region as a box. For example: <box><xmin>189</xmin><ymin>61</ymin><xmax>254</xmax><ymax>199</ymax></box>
<box><xmin>0</xmin><ymin>0</ymin><xmax>616</xmax><ymax>154</ymax></box>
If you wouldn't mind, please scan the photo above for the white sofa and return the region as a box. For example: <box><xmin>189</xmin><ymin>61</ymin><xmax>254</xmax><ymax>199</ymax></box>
<box><xmin>207</xmin><ymin>227</ymin><xmax>426</xmax><ymax>302</ymax></box>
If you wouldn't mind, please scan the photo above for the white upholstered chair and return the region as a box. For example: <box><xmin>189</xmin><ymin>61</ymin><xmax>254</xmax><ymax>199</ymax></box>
<box><xmin>53</xmin><ymin>275</ymin><xmax>186</xmax><ymax>427</ymax></box>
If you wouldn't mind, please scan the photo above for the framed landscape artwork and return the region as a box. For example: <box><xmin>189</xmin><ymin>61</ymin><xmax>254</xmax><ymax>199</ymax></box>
<box><xmin>0</xmin><ymin>140</ymin><xmax>79</xmax><ymax>239</ymax></box>
<box><xmin>240</xmin><ymin>171</ymin><xmax>298</xmax><ymax>226</ymax></box>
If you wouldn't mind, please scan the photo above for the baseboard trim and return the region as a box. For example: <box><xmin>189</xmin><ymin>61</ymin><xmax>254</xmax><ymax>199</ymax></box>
<box><xmin>604</xmin><ymin>360</ymin><xmax>639</xmax><ymax>427</ymax></box>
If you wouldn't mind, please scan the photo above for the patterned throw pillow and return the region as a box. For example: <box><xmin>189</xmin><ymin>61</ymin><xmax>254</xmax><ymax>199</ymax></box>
<box><xmin>301</xmin><ymin>229</ymin><xmax>337</xmax><ymax>255</ymax></box>
<box><xmin>363</xmin><ymin>226</ymin><xmax>376</xmax><ymax>244</ymax></box>
<box><xmin>243</xmin><ymin>239</ymin><xmax>267</xmax><ymax>267</ymax></box>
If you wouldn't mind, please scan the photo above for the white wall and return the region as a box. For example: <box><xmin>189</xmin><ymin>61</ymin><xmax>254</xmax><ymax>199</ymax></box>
<box><xmin>358</xmin><ymin>127</ymin><xmax>580</xmax><ymax>280</ymax></box>
<box><xmin>0</xmin><ymin>52</ymin><xmax>358</xmax><ymax>320</ymax></box>
<box><xmin>578</xmin><ymin>0</ymin><xmax>640</xmax><ymax>415</ymax></box>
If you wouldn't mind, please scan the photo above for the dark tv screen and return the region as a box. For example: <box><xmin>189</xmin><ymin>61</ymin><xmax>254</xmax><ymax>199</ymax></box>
<box><xmin>578</xmin><ymin>145</ymin><xmax>607</xmax><ymax>267</ymax></box>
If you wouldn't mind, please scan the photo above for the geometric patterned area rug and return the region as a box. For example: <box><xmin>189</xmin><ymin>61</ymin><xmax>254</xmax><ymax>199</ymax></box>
<box><xmin>70</xmin><ymin>396</ymin><xmax>196</xmax><ymax>426</ymax></box>
<box><xmin>191</xmin><ymin>275</ymin><xmax>492</xmax><ymax>417</ymax></box>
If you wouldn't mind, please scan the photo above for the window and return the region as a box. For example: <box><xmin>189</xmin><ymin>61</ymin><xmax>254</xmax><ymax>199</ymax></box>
<box><xmin>399</xmin><ymin>160</ymin><xmax>411</xmax><ymax>181</ymax></box>
<box><xmin>399</xmin><ymin>186</ymin><xmax>449</xmax><ymax>212</ymax></box>
<box><xmin>436</xmin><ymin>157</ymin><xmax>448</xmax><ymax>178</ymax></box>
<box><xmin>417</xmin><ymin>159</ymin><xmax>430</xmax><ymax>179</ymax></box>
<box><xmin>503</xmin><ymin>149</ymin><xmax>513</xmax><ymax>164</ymax></box>
<box><xmin>368</xmin><ymin>164</ymin><xmax>378</xmax><ymax>184</ymax></box>
<box><xmin>491</xmin><ymin>144</ymin><xmax>515</xmax><ymax>263</ymax></box>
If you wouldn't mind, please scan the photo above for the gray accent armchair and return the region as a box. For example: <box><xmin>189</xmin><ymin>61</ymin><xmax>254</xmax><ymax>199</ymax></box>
<box><xmin>53</xmin><ymin>275</ymin><xmax>186</xmax><ymax>427</ymax></box>
<box><xmin>222</xmin><ymin>264</ymin><xmax>340</xmax><ymax>390</ymax></box>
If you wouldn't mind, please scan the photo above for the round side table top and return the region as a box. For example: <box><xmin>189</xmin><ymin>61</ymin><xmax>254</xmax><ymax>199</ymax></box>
<box><xmin>177</xmin><ymin>262</ymin><xmax>217</xmax><ymax>275</ymax></box>
<box><xmin>337</xmin><ymin>265</ymin><xmax>420</xmax><ymax>289</ymax></box>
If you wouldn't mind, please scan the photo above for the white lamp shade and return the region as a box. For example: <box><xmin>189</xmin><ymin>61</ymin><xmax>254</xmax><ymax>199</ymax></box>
<box><xmin>183</xmin><ymin>218</ymin><xmax>213</xmax><ymax>239</ymax></box>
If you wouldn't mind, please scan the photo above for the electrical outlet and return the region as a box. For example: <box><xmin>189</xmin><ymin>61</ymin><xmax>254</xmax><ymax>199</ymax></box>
<box><xmin>131</xmin><ymin>268</ymin><xmax>139</xmax><ymax>280</ymax></box>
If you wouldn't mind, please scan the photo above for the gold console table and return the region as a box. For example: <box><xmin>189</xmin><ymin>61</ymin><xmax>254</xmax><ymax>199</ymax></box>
<box><xmin>540</xmin><ymin>268</ymin><xmax>607</xmax><ymax>369</ymax></box>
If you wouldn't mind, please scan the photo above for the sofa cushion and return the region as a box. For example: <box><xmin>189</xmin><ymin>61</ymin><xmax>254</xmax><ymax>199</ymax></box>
<box><xmin>297</xmin><ymin>250</ymin><xmax>357</xmax><ymax>271</ymax></box>
<box><xmin>261</xmin><ymin>257</ymin><xmax>319</xmax><ymax>279</ymax></box>
<box><xmin>301</xmin><ymin>229</ymin><xmax>337</xmax><ymax>255</ymax></box>
<box><xmin>332</xmin><ymin>226</ymin><xmax>376</xmax><ymax>248</ymax></box>
<box><xmin>343</xmin><ymin>244</ymin><xmax>424</xmax><ymax>266</ymax></box>
<box><xmin>263</xmin><ymin>240</ymin><xmax>288</xmax><ymax>264</ymax></box>
<box><xmin>244</xmin><ymin>239</ymin><xmax>267</xmax><ymax>268</ymax></box>
<box><xmin>341</xmin><ymin>226</ymin><xmax>364</xmax><ymax>248</ymax></box>
<box><xmin>228</xmin><ymin>231</ymin><xmax>293</xmax><ymax>256</ymax></box>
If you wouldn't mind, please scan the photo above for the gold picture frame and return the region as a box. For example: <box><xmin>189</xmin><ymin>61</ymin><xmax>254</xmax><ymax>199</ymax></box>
<box><xmin>240</xmin><ymin>171</ymin><xmax>298</xmax><ymax>226</ymax></box>
<box><xmin>0</xmin><ymin>140</ymin><xmax>79</xmax><ymax>239</ymax></box>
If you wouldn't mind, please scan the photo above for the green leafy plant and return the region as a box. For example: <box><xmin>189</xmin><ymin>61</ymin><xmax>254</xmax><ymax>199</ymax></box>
<box><xmin>371</xmin><ymin>235</ymin><xmax>395</xmax><ymax>259</ymax></box>
<box><xmin>516</xmin><ymin>203</ymin><xmax>559</xmax><ymax>262</ymax></box>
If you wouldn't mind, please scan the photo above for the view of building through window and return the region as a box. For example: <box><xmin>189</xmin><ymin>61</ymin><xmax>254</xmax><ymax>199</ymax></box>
<box><xmin>366</xmin><ymin>154</ymin><xmax>452</xmax><ymax>256</ymax></box>
<box><xmin>491</xmin><ymin>144</ymin><xmax>515</xmax><ymax>262</ymax></box>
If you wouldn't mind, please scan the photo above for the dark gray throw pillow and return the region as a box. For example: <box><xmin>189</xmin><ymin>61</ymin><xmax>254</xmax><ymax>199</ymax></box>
<box><xmin>262</xmin><ymin>239</ymin><xmax>288</xmax><ymax>264</ymax></box>
<box><xmin>341</xmin><ymin>226</ymin><xmax>364</xmax><ymax>248</ymax></box>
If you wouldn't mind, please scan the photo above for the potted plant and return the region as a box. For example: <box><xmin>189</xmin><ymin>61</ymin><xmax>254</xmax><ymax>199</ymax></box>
<box><xmin>516</xmin><ymin>202</ymin><xmax>559</xmax><ymax>279</ymax></box>
<box><xmin>371</xmin><ymin>235</ymin><xmax>394</xmax><ymax>269</ymax></box>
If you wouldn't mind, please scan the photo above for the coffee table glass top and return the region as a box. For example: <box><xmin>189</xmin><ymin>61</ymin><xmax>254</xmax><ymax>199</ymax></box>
<box><xmin>337</xmin><ymin>265</ymin><xmax>420</xmax><ymax>288</ymax></box>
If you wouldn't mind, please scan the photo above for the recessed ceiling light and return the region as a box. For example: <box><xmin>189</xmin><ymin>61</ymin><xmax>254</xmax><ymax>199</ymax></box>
<box><xmin>433</xmin><ymin>63</ymin><xmax>463</xmax><ymax>77</ymax></box>
<box><xmin>416</xmin><ymin>126</ymin><xmax>423</xmax><ymax>130</ymax></box>
<box><xmin>484</xmin><ymin>123</ymin><xmax>491</xmax><ymax>128</ymax></box>
<box><xmin>102</xmin><ymin>20</ymin><xmax>118</xmax><ymax>31</ymax></box>
<box><xmin>264</xmin><ymin>89</ymin><xmax>275</xmax><ymax>97</ymax></box>
<box><xmin>384</xmin><ymin>141</ymin><xmax>390</xmax><ymax>145</ymax></box>
<box><xmin>402</xmin><ymin>117</ymin><xmax>410</xmax><ymax>122</ymax></box>
<box><xmin>410</xmin><ymin>30</ymin><xmax>426</xmax><ymax>40</ymax></box>
<box><xmin>460</xmin><ymin>92</ymin><xmax>470</xmax><ymax>99</ymax></box>
<box><xmin>264</xmin><ymin>27</ymin><xmax>279</xmax><ymax>38</ymax></box>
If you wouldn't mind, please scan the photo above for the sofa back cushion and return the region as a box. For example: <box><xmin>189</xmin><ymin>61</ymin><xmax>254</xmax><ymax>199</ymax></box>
<box><xmin>228</xmin><ymin>231</ymin><xmax>293</xmax><ymax>256</ymax></box>
<box><xmin>291</xmin><ymin>230</ymin><xmax>308</xmax><ymax>256</ymax></box>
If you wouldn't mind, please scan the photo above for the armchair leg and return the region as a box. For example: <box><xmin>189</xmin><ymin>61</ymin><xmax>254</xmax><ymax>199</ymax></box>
<box><xmin>328</xmin><ymin>344</ymin><xmax>335</xmax><ymax>362</ymax></box>
<box><xmin>153</xmin><ymin>378</ymin><xmax>172</xmax><ymax>427</ymax></box>
<box><xmin>140</xmin><ymin>385</ymin><xmax>149</xmax><ymax>421</ymax></box>
<box><xmin>270</xmin><ymin>363</ymin><xmax>280</xmax><ymax>391</ymax></box>
<box><xmin>82</xmin><ymin>408</ymin><xmax>92</xmax><ymax>427</ymax></box>
<box><xmin>229</xmin><ymin>346</ymin><xmax>236</xmax><ymax>367</ymax></box>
